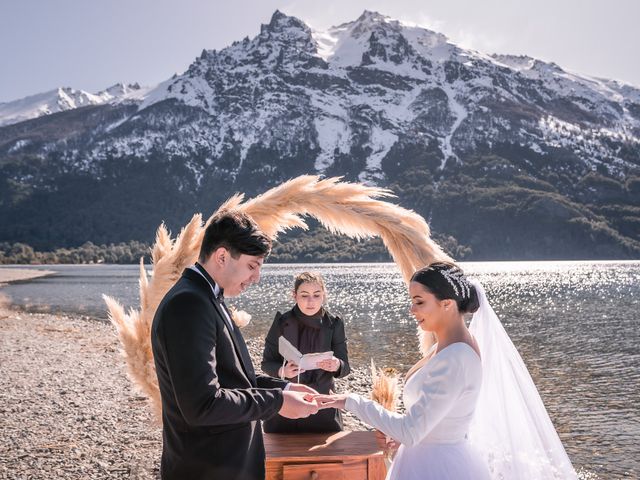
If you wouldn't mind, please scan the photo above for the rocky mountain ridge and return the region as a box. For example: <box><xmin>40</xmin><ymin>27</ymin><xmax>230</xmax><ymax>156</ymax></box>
<box><xmin>1</xmin><ymin>10</ymin><xmax>639</xmax><ymax>259</ymax></box>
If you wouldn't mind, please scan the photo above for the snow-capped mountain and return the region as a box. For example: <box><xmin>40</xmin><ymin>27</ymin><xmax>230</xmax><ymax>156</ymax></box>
<box><xmin>1</xmin><ymin>10</ymin><xmax>639</xmax><ymax>259</ymax></box>
<box><xmin>112</xmin><ymin>10</ymin><xmax>638</xmax><ymax>183</ymax></box>
<box><xmin>0</xmin><ymin>83</ymin><xmax>145</xmax><ymax>127</ymax></box>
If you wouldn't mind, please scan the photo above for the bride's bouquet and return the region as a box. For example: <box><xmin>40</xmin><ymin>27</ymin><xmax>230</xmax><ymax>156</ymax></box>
<box><xmin>370</xmin><ymin>359</ymin><xmax>399</xmax><ymax>411</ymax></box>
<box><xmin>370</xmin><ymin>360</ymin><xmax>400</xmax><ymax>462</ymax></box>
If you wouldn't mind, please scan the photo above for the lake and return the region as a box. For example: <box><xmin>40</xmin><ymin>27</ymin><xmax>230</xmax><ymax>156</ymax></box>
<box><xmin>2</xmin><ymin>261</ymin><xmax>639</xmax><ymax>478</ymax></box>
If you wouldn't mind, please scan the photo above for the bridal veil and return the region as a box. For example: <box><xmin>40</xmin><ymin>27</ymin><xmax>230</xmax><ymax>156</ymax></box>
<box><xmin>468</xmin><ymin>279</ymin><xmax>577</xmax><ymax>479</ymax></box>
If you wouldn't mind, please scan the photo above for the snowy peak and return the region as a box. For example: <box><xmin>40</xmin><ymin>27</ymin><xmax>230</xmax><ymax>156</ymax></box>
<box><xmin>356</xmin><ymin>10</ymin><xmax>388</xmax><ymax>23</ymax></box>
<box><xmin>56</xmin><ymin>87</ymin><xmax>101</xmax><ymax>109</ymax></box>
<box><xmin>189</xmin><ymin>10</ymin><xmax>319</xmax><ymax>73</ymax></box>
<box><xmin>97</xmin><ymin>82</ymin><xmax>142</xmax><ymax>100</ymax></box>
<box><xmin>349</xmin><ymin>10</ymin><xmax>393</xmax><ymax>37</ymax></box>
<box><xmin>0</xmin><ymin>83</ymin><xmax>144</xmax><ymax>127</ymax></box>
<box><xmin>0</xmin><ymin>87</ymin><xmax>100</xmax><ymax>127</ymax></box>
<box><xmin>254</xmin><ymin>10</ymin><xmax>316</xmax><ymax>55</ymax></box>
<box><xmin>322</xmin><ymin>11</ymin><xmax>406</xmax><ymax>64</ymax></box>
<box><xmin>254</xmin><ymin>10</ymin><xmax>319</xmax><ymax>65</ymax></box>
<box><xmin>262</xmin><ymin>9</ymin><xmax>310</xmax><ymax>37</ymax></box>
<box><xmin>2</xmin><ymin>9</ymin><xmax>640</xmax><ymax>184</ymax></box>
<box><xmin>313</xmin><ymin>10</ymin><xmax>439</xmax><ymax>73</ymax></box>
<box><xmin>125</xmin><ymin>9</ymin><xmax>640</xmax><ymax>183</ymax></box>
<box><xmin>141</xmin><ymin>11</ymin><xmax>326</xmax><ymax>111</ymax></box>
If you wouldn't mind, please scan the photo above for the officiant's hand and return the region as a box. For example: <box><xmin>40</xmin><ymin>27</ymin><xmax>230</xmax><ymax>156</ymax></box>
<box><xmin>287</xmin><ymin>383</ymin><xmax>319</xmax><ymax>402</ymax></box>
<box><xmin>317</xmin><ymin>356</ymin><xmax>340</xmax><ymax>372</ymax></box>
<box><xmin>279</xmin><ymin>361</ymin><xmax>305</xmax><ymax>379</ymax></box>
<box><xmin>279</xmin><ymin>391</ymin><xmax>319</xmax><ymax>419</ymax></box>
<box><xmin>314</xmin><ymin>393</ymin><xmax>348</xmax><ymax>410</ymax></box>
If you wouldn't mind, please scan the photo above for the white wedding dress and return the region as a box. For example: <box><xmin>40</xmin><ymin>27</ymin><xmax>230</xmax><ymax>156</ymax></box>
<box><xmin>346</xmin><ymin>342</ymin><xmax>490</xmax><ymax>480</ymax></box>
<box><xmin>346</xmin><ymin>280</ymin><xmax>577</xmax><ymax>480</ymax></box>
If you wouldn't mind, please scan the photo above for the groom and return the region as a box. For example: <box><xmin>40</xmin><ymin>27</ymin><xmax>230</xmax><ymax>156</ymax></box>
<box><xmin>151</xmin><ymin>210</ymin><xmax>319</xmax><ymax>480</ymax></box>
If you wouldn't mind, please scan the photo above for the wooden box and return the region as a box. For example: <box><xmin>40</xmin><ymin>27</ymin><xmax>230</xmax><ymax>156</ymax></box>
<box><xmin>264</xmin><ymin>431</ymin><xmax>387</xmax><ymax>480</ymax></box>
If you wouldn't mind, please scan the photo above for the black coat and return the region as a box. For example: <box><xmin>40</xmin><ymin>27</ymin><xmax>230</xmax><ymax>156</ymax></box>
<box><xmin>151</xmin><ymin>268</ymin><xmax>288</xmax><ymax>480</ymax></box>
<box><xmin>261</xmin><ymin>308</ymin><xmax>350</xmax><ymax>433</ymax></box>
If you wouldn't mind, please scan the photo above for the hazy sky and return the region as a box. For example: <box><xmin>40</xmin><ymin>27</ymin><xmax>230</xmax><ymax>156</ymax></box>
<box><xmin>1</xmin><ymin>0</ymin><xmax>638</xmax><ymax>102</ymax></box>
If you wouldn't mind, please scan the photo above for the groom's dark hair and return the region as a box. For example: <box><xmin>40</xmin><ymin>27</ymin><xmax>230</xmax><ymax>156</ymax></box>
<box><xmin>199</xmin><ymin>210</ymin><xmax>271</xmax><ymax>262</ymax></box>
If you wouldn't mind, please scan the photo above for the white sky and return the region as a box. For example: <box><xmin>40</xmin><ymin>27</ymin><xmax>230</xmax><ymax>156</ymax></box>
<box><xmin>1</xmin><ymin>0</ymin><xmax>638</xmax><ymax>102</ymax></box>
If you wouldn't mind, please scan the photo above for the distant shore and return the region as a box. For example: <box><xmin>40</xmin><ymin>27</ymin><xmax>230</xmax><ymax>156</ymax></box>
<box><xmin>0</xmin><ymin>267</ymin><xmax>55</xmax><ymax>286</ymax></box>
<box><xmin>0</xmin><ymin>288</ymin><xmax>373</xmax><ymax>479</ymax></box>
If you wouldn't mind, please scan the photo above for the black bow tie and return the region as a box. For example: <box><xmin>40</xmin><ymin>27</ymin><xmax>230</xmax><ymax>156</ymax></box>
<box><xmin>194</xmin><ymin>263</ymin><xmax>225</xmax><ymax>302</ymax></box>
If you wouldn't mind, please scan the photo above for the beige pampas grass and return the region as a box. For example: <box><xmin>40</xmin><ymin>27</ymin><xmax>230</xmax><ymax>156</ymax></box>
<box><xmin>103</xmin><ymin>294</ymin><xmax>160</xmax><ymax>416</ymax></box>
<box><xmin>370</xmin><ymin>359</ymin><xmax>400</xmax><ymax>412</ymax></box>
<box><xmin>236</xmin><ymin>175</ymin><xmax>445</xmax><ymax>355</ymax></box>
<box><xmin>370</xmin><ymin>360</ymin><xmax>401</xmax><ymax>463</ymax></box>
<box><xmin>106</xmin><ymin>217</ymin><xmax>205</xmax><ymax>421</ymax></box>
<box><xmin>235</xmin><ymin>176</ymin><xmax>450</xmax><ymax>283</ymax></box>
<box><xmin>105</xmin><ymin>175</ymin><xmax>450</xmax><ymax>420</ymax></box>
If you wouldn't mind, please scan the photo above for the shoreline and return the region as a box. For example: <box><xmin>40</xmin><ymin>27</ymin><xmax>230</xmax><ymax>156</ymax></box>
<box><xmin>0</xmin><ymin>267</ymin><xmax>56</xmax><ymax>287</ymax></box>
<box><xmin>0</xmin><ymin>298</ymin><xmax>373</xmax><ymax>479</ymax></box>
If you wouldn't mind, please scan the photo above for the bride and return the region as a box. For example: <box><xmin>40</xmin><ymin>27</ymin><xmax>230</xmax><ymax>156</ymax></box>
<box><xmin>316</xmin><ymin>262</ymin><xmax>577</xmax><ymax>480</ymax></box>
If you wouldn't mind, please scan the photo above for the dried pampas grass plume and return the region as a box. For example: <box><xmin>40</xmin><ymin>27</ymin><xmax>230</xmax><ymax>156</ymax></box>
<box><xmin>235</xmin><ymin>176</ymin><xmax>450</xmax><ymax>283</ymax></box>
<box><xmin>105</xmin><ymin>175</ymin><xmax>450</xmax><ymax>420</ymax></box>
<box><xmin>370</xmin><ymin>359</ymin><xmax>400</xmax><ymax>412</ymax></box>
<box><xmin>371</xmin><ymin>360</ymin><xmax>402</xmax><ymax>463</ymax></box>
<box><xmin>104</xmin><ymin>293</ymin><xmax>160</xmax><ymax>412</ymax></box>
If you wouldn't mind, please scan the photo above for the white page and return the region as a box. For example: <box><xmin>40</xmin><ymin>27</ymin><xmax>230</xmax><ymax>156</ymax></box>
<box><xmin>298</xmin><ymin>351</ymin><xmax>334</xmax><ymax>371</ymax></box>
<box><xmin>278</xmin><ymin>336</ymin><xmax>333</xmax><ymax>371</ymax></box>
<box><xmin>278</xmin><ymin>336</ymin><xmax>303</xmax><ymax>365</ymax></box>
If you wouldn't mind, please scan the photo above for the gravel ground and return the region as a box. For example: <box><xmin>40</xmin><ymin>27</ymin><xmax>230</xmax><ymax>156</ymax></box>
<box><xmin>0</xmin><ymin>298</ymin><xmax>391</xmax><ymax>479</ymax></box>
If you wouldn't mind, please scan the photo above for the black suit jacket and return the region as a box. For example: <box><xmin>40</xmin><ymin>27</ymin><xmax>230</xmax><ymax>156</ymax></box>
<box><xmin>151</xmin><ymin>268</ymin><xmax>287</xmax><ymax>480</ymax></box>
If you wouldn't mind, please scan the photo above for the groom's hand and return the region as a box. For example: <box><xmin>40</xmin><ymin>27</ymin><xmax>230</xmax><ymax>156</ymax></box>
<box><xmin>287</xmin><ymin>383</ymin><xmax>319</xmax><ymax>402</ymax></box>
<box><xmin>279</xmin><ymin>391</ymin><xmax>319</xmax><ymax>419</ymax></box>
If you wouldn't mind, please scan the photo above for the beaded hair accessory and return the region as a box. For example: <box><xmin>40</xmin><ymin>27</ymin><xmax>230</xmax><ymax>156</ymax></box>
<box><xmin>434</xmin><ymin>266</ymin><xmax>471</xmax><ymax>300</ymax></box>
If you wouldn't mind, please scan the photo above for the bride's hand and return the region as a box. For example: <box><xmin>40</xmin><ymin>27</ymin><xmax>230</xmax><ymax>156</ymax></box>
<box><xmin>314</xmin><ymin>393</ymin><xmax>348</xmax><ymax>410</ymax></box>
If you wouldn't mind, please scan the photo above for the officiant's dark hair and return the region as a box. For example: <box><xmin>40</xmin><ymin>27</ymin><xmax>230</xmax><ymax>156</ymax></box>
<box><xmin>411</xmin><ymin>262</ymin><xmax>479</xmax><ymax>314</ymax></box>
<box><xmin>199</xmin><ymin>210</ymin><xmax>272</xmax><ymax>262</ymax></box>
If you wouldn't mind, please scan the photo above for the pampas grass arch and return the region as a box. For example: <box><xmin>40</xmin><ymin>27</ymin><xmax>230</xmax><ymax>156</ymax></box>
<box><xmin>105</xmin><ymin>175</ymin><xmax>451</xmax><ymax>419</ymax></box>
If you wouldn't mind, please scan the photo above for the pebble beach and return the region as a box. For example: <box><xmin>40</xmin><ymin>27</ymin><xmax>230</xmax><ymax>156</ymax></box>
<box><xmin>0</xmin><ymin>268</ymin><xmax>377</xmax><ymax>479</ymax></box>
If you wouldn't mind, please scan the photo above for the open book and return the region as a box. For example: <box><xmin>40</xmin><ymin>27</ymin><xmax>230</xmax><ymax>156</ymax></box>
<box><xmin>278</xmin><ymin>336</ymin><xmax>333</xmax><ymax>371</ymax></box>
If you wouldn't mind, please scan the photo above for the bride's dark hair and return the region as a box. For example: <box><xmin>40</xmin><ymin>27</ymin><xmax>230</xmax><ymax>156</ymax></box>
<box><xmin>411</xmin><ymin>262</ymin><xmax>479</xmax><ymax>314</ymax></box>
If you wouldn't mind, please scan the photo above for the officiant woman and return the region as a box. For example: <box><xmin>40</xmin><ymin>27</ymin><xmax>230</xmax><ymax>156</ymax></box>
<box><xmin>261</xmin><ymin>272</ymin><xmax>351</xmax><ymax>433</ymax></box>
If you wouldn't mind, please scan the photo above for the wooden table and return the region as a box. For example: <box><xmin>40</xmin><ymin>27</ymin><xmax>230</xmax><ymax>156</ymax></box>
<box><xmin>264</xmin><ymin>430</ymin><xmax>387</xmax><ymax>480</ymax></box>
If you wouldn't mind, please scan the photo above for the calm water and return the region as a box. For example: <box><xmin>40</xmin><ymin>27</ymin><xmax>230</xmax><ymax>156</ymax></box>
<box><xmin>2</xmin><ymin>262</ymin><xmax>639</xmax><ymax>478</ymax></box>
